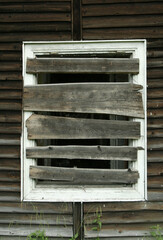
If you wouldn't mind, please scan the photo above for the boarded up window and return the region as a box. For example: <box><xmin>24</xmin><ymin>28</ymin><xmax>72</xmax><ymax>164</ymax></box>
<box><xmin>22</xmin><ymin>40</ymin><xmax>147</xmax><ymax>201</ymax></box>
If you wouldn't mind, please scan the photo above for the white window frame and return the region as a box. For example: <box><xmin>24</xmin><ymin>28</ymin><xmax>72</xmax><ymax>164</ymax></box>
<box><xmin>22</xmin><ymin>40</ymin><xmax>147</xmax><ymax>202</ymax></box>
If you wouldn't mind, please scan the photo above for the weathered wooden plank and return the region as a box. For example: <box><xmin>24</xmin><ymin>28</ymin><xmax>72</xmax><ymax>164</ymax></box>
<box><xmin>0</xmin><ymin>111</ymin><xmax>21</xmax><ymax>123</ymax></box>
<box><xmin>24</xmin><ymin>83</ymin><xmax>143</xmax><ymax>118</ymax></box>
<box><xmin>26</xmin><ymin>146</ymin><xmax>138</xmax><ymax>161</ymax></box>
<box><xmin>0</xmin><ymin>202</ymin><xmax>72</xmax><ymax>214</ymax></box>
<box><xmin>148</xmin><ymin>50</ymin><xmax>163</xmax><ymax>58</ymax></box>
<box><xmin>148</xmin><ymin>109</ymin><xmax>163</xmax><ymax>118</ymax></box>
<box><xmin>0</xmin><ymin>170</ymin><xmax>20</xmax><ymax>182</ymax></box>
<box><xmin>0</xmin><ymin>159</ymin><xmax>20</xmax><ymax>171</ymax></box>
<box><xmin>0</xmin><ymin>22</ymin><xmax>71</xmax><ymax>33</ymax></box>
<box><xmin>148</xmin><ymin>150</ymin><xmax>163</xmax><ymax>162</ymax></box>
<box><xmin>0</xmin><ymin>43</ymin><xmax>21</xmax><ymax>51</ymax></box>
<box><xmin>0</xmin><ymin>123</ymin><xmax>21</xmax><ymax>134</ymax></box>
<box><xmin>30</xmin><ymin>166</ymin><xmax>139</xmax><ymax>184</ymax></box>
<box><xmin>148</xmin><ymin>88</ymin><xmax>163</xmax><ymax>99</ymax></box>
<box><xmin>26</xmin><ymin>58</ymin><xmax>139</xmax><ymax>74</ymax></box>
<box><xmin>0</xmin><ymin>90</ymin><xmax>22</xmax><ymax>99</ymax></box>
<box><xmin>0</xmin><ymin>13</ymin><xmax>71</xmax><ymax>22</ymax></box>
<box><xmin>83</xmin><ymin>15</ymin><xmax>163</xmax><ymax>29</ymax></box>
<box><xmin>0</xmin><ymin>52</ymin><xmax>21</xmax><ymax>61</ymax></box>
<box><xmin>148</xmin><ymin>68</ymin><xmax>163</xmax><ymax>78</ymax></box>
<box><xmin>0</xmin><ymin>62</ymin><xmax>21</xmax><ymax>72</ymax></box>
<box><xmin>0</xmin><ymin>213</ymin><xmax>72</xmax><ymax>225</ymax></box>
<box><xmin>0</xmin><ymin>2</ymin><xmax>70</xmax><ymax>12</ymax></box>
<box><xmin>83</xmin><ymin>0</ymin><xmax>163</xmax><ymax>3</ymax></box>
<box><xmin>148</xmin><ymin>100</ymin><xmax>163</xmax><ymax>109</ymax></box>
<box><xmin>82</xmin><ymin>3</ymin><xmax>163</xmax><ymax>16</ymax></box>
<box><xmin>84</xmin><ymin>202</ymin><xmax>163</xmax><ymax>212</ymax></box>
<box><xmin>0</xmin><ymin>73</ymin><xmax>22</xmax><ymax>81</ymax></box>
<box><xmin>85</xmin><ymin>223</ymin><xmax>163</xmax><ymax>238</ymax></box>
<box><xmin>148</xmin><ymin>176</ymin><xmax>163</xmax><ymax>189</ymax></box>
<box><xmin>148</xmin><ymin>138</ymin><xmax>163</xmax><ymax>150</ymax></box>
<box><xmin>0</xmin><ymin>225</ymin><xmax>73</xmax><ymax>238</ymax></box>
<box><xmin>0</xmin><ymin>192</ymin><xmax>20</xmax><ymax>202</ymax></box>
<box><xmin>83</xmin><ymin>27</ymin><xmax>163</xmax><ymax>40</ymax></box>
<box><xmin>0</xmin><ymin>81</ymin><xmax>22</xmax><ymax>90</ymax></box>
<box><xmin>85</xmin><ymin>211</ymin><xmax>163</xmax><ymax>224</ymax></box>
<box><xmin>26</xmin><ymin>114</ymin><xmax>140</xmax><ymax>140</ymax></box>
<box><xmin>148</xmin><ymin>190</ymin><xmax>163</xmax><ymax>201</ymax></box>
<box><xmin>148</xmin><ymin>119</ymin><xmax>163</xmax><ymax>128</ymax></box>
<box><xmin>0</xmin><ymin>146</ymin><xmax>20</xmax><ymax>158</ymax></box>
<box><xmin>148</xmin><ymin>79</ymin><xmax>163</xmax><ymax>88</ymax></box>
<box><xmin>148</xmin><ymin>129</ymin><xmax>163</xmax><ymax>138</ymax></box>
<box><xmin>148</xmin><ymin>163</ymin><xmax>163</xmax><ymax>176</ymax></box>
<box><xmin>0</xmin><ymin>100</ymin><xmax>21</xmax><ymax>110</ymax></box>
<box><xmin>0</xmin><ymin>182</ymin><xmax>20</xmax><ymax>192</ymax></box>
<box><xmin>0</xmin><ymin>32</ymin><xmax>71</xmax><ymax>42</ymax></box>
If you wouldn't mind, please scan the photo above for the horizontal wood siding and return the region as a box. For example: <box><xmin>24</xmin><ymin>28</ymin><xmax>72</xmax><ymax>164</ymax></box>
<box><xmin>0</xmin><ymin>0</ymin><xmax>72</xmax><ymax>239</ymax></box>
<box><xmin>82</xmin><ymin>1</ymin><xmax>163</xmax><ymax>239</ymax></box>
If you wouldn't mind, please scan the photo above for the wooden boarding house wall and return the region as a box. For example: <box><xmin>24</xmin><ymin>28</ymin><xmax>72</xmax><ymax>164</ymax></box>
<box><xmin>0</xmin><ymin>0</ymin><xmax>163</xmax><ymax>239</ymax></box>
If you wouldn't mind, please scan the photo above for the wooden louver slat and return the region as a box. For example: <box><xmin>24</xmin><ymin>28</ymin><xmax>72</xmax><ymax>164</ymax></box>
<box><xmin>24</xmin><ymin>83</ymin><xmax>144</xmax><ymax>118</ymax></box>
<box><xmin>30</xmin><ymin>166</ymin><xmax>139</xmax><ymax>184</ymax></box>
<box><xmin>26</xmin><ymin>58</ymin><xmax>139</xmax><ymax>74</ymax></box>
<box><xmin>26</xmin><ymin>114</ymin><xmax>140</xmax><ymax>140</ymax></box>
<box><xmin>26</xmin><ymin>146</ymin><xmax>138</xmax><ymax>161</ymax></box>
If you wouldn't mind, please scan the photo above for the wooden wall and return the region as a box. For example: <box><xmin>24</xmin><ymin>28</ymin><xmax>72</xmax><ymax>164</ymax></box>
<box><xmin>0</xmin><ymin>0</ymin><xmax>73</xmax><ymax>239</ymax></box>
<box><xmin>0</xmin><ymin>0</ymin><xmax>163</xmax><ymax>239</ymax></box>
<box><xmin>81</xmin><ymin>0</ymin><xmax>163</xmax><ymax>239</ymax></box>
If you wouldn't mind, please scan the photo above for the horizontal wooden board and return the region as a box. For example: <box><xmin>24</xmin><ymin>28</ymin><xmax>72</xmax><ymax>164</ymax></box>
<box><xmin>0</xmin><ymin>62</ymin><xmax>21</xmax><ymax>72</ymax></box>
<box><xmin>148</xmin><ymin>68</ymin><xmax>163</xmax><ymax>78</ymax></box>
<box><xmin>148</xmin><ymin>150</ymin><xmax>163</xmax><ymax>162</ymax></box>
<box><xmin>148</xmin><ymin>50</ymin><xmax>163</xmax><ymax>58</ymax></box>
<box><xmin>0</xmin><ymin>212</ymin><xmax>72</xmax><ymax>225</ymax></box>
<box><xmin>148</xmin><ymin>163</ymin><xmax>163</xmax><ymax>176</ymax></box>
<box><xmin>83</xmin><ymin>27</ymin><xmax>163</xmax><ymax>40</ymax></box>
<box><xmin>0</xmin><ymin>100</ymin><xmax>21</xmax><ymax>110</ymax></box>
<box><xmin>148</xmin><ymin>138</ymin><xmax>163</xmax><ymax>150</ymax></box>
<box><xmin>0</xmin><ymin>159</ymin><xmax>20</xmax><ymax>171</ymax></box>
<box><xmin>0</xmin><ymin>146</ymin><xmax>20</xmax><ymax>158</ymax></box>
<box><xmin>26</xmin><ymin>146</ymin><xmax>138</xmax><ymax>161</ymax></box>
<box><xmin>0</xmin><ymin>52</ymin><xmax>21</xmax><ymax>61</ymax></box>
<box><xmin>0</xmin><ymin>225</ymin><xmax>72</xmax><ymax>238</ymax></box>
<box><xmin>0</xmin><ymin>90</ymin><xmax>22</xmax><ymax>99</ymax></box>
<box><xmin>83</xmin><ymin>0</ymin><xmax>163</xmax><ymax>3</ymax></box>
<box><xmin>148</xmin><ymin>190</ymin><xmax>163</xmax><ymax>201</ymax></box>
<box><xmin>0</xmin><ymin>170</ymin><xmax>20</xmax><ymax>182</ymax></box>
<box><xmin>0</xmin><ymin>81</ymin><xmax>22</xmax><ymax>90</ymax></box>
<box><xmin>148</xmin><ymin>100</ymin><xmax>163</xmax><ymax>109</ymax></box>
<box><xmin>84</xmin><ymin>202</ymin><xmax>163</xmax><ymax>212</ymax></box>
<box><xmin>148</xmin><ymin>88</ymin><xmax>163</xmax><ymax>98</ymax></box>
<box><xmin>0</xmin><ymin>2</ymin><xmax>70</xmax><ymax>12</ymax></box>
<box><xmin>148</xmin><ymin>176</ymin><xmax>163</xmax><ymax>189</ymax></box>
<box><xmin>148</xmin><ymin>119</ymin><xmax>163</xmax><ymax>128</ymax></box>
<box><xmin>0</xmin><ymin>22</ymin><xmax>71</xmax><ymax>32</ymax></box>
<box><xmin>26</xmin><ymin>114</ymin><xmax>140</xmax><ymax>140</ymax></box>
<box><xmin>148</xmin><ymin>109</ymin><xmax>163</xmax><ymax>118</ymax></box>
<box><xmin>0</xmin><ymin>32</ymin><xmax>71</xmax><ymax>42</ymax></box>
<box><xmin>85</xmin><ymin>223</ymin><xmax>163</xmax><ymax>238</ymax></box>
<box><xmin>0</xmin><ymin>111</ymin><xmax>21</xmax><ymax>123</ymax></box>
<box><xmin>83</xmin><ymin>15</ymin><xmax>163</xmax><ymax>29</ymax></box>
<box><xmin>85</xmin><ymin>210</ymin><xmax>163</xmax><ymax>224</ymax></box>
<box><xmin>0</xmin><ymin>73</ymin><xmax>22</xmax><ymax>81</ymax></box>
<box><xmin>0</xmin><ymin>13</ymin><xmax>71</xmax><ymax>22</ymax></box>
<box><xmin>148</xmin><ymin>79</ymin><xmax>163</xmax><ymax>88</ymax></box>
<box><xmin>82</xmin><ymin>3</ymin><xmax>163</xmax><ymax>16</ymax></box>
<box><xmin>30</xmin><ymin>166</ymin><xmax>139</xmax><ymax>184</ymax></box>
<box><xmin>26</xmin><ymin>58</ymin><xmax>139</xmax><ymax>74</ymax></box>
<box><xmin>0</xmin><ymin>43</ymin><xmax>21</xmax><ymax>51</ymax></box>
<box><xmin>0</xmin><ymin>123</ymin><xmax>21</xmax><ymax>134</ymax></box>
<box><xmin>24</xmin><ymin>83</ymin><xmax>144</xmax><ymax>118</ymax></box>
<box><xmin>148</xmin><ymin>129</ymin><xmax>163</xmax><ymax>138</ymax></box>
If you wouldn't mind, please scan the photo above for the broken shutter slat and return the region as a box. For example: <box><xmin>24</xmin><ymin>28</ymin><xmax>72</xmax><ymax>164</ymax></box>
<box><xmin>30</xmin><ymin>166</ymin><xmax>139</xmax><ymax>184</ymax></box>
<box><xmin>24</xmin><ymin>83</ymin><xmax>144</xmax><ymax>118</ymax></box>
<box><xmin>26</xmin><ymin>146</ymin><xmax>138</xmax><ymax>161</ymax></box>
<box><xmin>26</xmin><ymin>58</ymin><xmax>139</xmax><ymax>74</ymax></box>
<box><xmin>26</xmin><ymin>114</ymin><xmax>140</xmax><ymax>140</ymax></box>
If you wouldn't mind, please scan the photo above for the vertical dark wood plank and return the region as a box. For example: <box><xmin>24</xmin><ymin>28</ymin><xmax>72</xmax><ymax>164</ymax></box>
<box><xmin>72</xmin><ymin>0</ymin><xmax>82</xmax><ymax>40</ymax></box>
<box><xmin>73</xmin><ymin>202</ymin><xmax>83</xmax><ymax>240</ymax></box>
